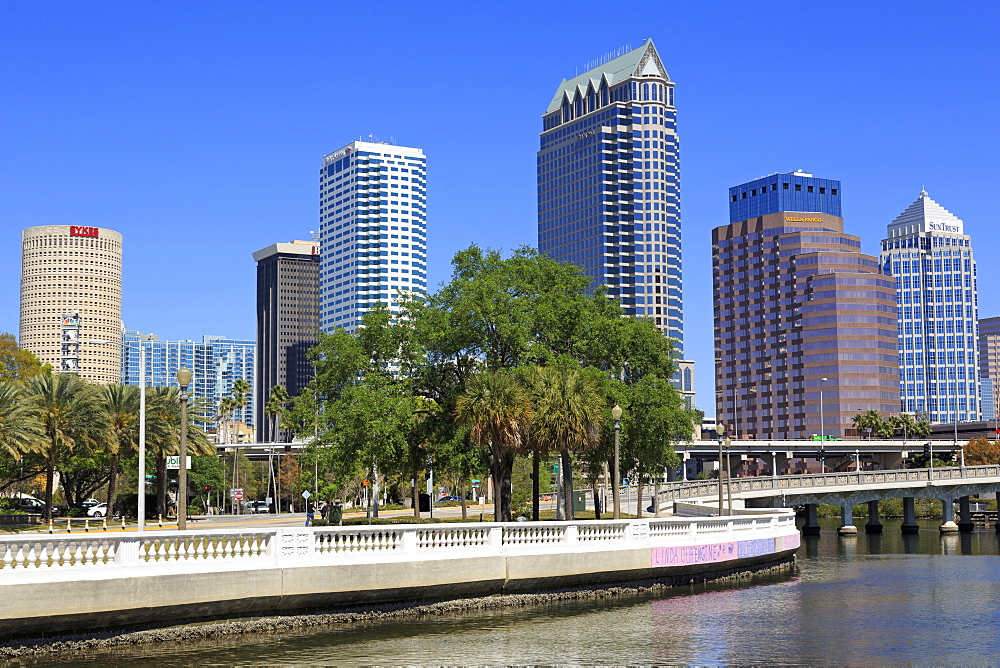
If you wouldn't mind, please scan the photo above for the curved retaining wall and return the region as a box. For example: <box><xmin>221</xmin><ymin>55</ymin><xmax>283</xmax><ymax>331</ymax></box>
<box><xmin>0</xmin><ymin>512</ymin><xmax>799</xmax><ymax>638</ymax></box>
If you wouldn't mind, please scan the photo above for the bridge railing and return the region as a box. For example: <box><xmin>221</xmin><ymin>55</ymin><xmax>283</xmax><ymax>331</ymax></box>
<box><xmin>659</xmin><ymin>464</ymin><xmax>1000</xmax><ymax>503</ymax></box>
<box><xmin>0</xmin><ymin>512</ymin><xmax>796</xmax><ymax>574</ymax></box>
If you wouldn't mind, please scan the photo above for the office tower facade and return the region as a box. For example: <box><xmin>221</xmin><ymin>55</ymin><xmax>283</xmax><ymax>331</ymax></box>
<box><xmin>318</xmin><ymin>141</ymin><xmax>428</xmax><ymax>333</ymax></box>
<box><xmin>121</xmin><ymin>332</ymin><xmax>256</xmax><ymax>428</ymax></box>
<box><xmin>978</xmin><ymin>316</ymin><xmax>1000</xmax><ymax>421</ymax></box>
<box><xmin>880</xmin><ymin>191</ymin><xmax>980</xmax><ymax>423</ymax></box>
<box><xmin>537</xmin><ymin>40</ymin><xmax>682</xmax><ymax>347</ymax></box>
<box><xmin>714</xmin><ymin>172</ymin><xmax>899</xmax><ymax>439</ymax></box>
<box><xmin>253</xmin><ymin>239</ymin><xmax>320</xmax><ymax>442</ymax></box>
<box><xmin>20</xmin><ymin>225</ymin><xmax>123</xmax><ymax>384</ymax></box>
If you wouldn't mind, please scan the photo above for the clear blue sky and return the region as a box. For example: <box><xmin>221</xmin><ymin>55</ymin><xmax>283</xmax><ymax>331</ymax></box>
<box><xmin>2</xmin><ymin>2</ymin><xmax>998</xmax><ymax>415</ymax></box>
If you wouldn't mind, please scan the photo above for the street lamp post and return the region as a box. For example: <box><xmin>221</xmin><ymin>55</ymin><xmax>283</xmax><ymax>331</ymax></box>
<box><xmin>91</xmin><ymin>338</ymin><xmax>147</xmax><ymax>531</ymax></box>
<box><xmin>819</xmin><ymin>377</ymin><xmax>828</xmax><ymax>442</ymax></box>
<box><xmin>176</xmin><ymin>367</ymin><xmax>192</xmax><ymax>531</ymax></box>
<box><xmin>734</xmin><ymin>381</ymin><xmax>740</xmax><ymax>440</ymax></box>
<box><xmin>717</xmin><ymin>424</ymin><xmax>726</xmax><ymax>515</ymax></box>
<box><xmin>612</xmin><ymin>404</ymin><xmax>622</xmax><ymax>520</ymax></box>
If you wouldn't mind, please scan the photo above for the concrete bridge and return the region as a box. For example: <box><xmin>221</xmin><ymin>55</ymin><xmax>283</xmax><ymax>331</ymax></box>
<box><xmin>655</xmin><ymin>464</ymin><xmax>1000</xmax><ymax>537</ymax></box>
<box><xmin>673</xmin><ymin>438</ymin><xmax>973</xmax><ymax>476</ymax></box>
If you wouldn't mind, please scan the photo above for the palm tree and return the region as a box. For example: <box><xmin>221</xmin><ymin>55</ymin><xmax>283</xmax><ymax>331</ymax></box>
<box><xmin>264</xmin><ymin>384</ymin><xmax>289</xmax><ymax>443</ymax></box>
<box><xmin>146</xmin><ymin>386</ymin><xmax>215</xmax><ymax>518</ymax></box>
<box><xmin>216</xmin><ymin>396</ymin><xmax>237</xmax><ymax>445</ymax></box>
<box><xmin>231</xmin><ymin>378</ymin><xmax>251</xmax><ymax>428</ymax></box>
<box><xmin>0</xmin><ymin>381</ymin><xmax>42</xmax><ymax>459</ymax></box>
<box><xmin>851</xmin><ymin>410</ymin><xmax>884</xmax><ymax>439</ymax></box>
<box><xmin>889</xmin><ymin>413</ymin><xmax>918</xmax><ymax>440</ymax></box>
<box><xmin>455</xmin><ymin>370</ymin><xmax>532</xmax><ymax>522</ymax></box>
<box><xmin>100</xmin><ymin>384</ymin><xmax>140</xmax><ymax>517</ymax></box>
<box><xmin>25</xmin><ymin>372</ymin><xmax>105</xmax><ymax>522</ymax></box>
<box><xmin>525</xmin><ymin>366</ymin><xmax>603</xmax><ymax>521</ymax></box>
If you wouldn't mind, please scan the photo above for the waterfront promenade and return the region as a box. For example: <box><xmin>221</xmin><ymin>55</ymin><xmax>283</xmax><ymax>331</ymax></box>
<box><xmin>0</xmin><ymin>511</ymin><xmax>797</xmax><ymax>638</ymax></box>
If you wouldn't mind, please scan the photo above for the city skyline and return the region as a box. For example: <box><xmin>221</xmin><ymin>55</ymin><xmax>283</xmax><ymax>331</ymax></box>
<box><xmin>3</xmin><ymin>3</ymin><xmax>999</xmax><ymax>414</ymax></box>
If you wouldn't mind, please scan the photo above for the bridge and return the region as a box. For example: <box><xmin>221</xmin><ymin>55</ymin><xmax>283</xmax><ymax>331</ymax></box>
<box><xmin>655</xmin><ymin>464</ymin><xmax>1000</xmax><ymax>537</ymax></box>
<box><xmin>673</xmin><ymin>439</ymin><xmax>973</xmax><ymax>477</ymax></box>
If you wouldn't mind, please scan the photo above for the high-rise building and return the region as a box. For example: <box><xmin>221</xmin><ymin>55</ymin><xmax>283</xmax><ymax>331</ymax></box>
<box><xmin>537</xmin><ymin>40</ymin><xmax>682</xmax><ymax>345</ymax></box>
<box><xmin>253</xmin><ymin>239</ymin><xmax>320</xmax><ymax>441</ymax></box>
<box><xmin>20</xmin><ymin>225</ymin><xmax>123</xmax><ymax>384</ymax></box>
<box><xmin>121</xmin><ymin>332</ymin><xmax>256</xmax><ymax>428</ymax></box>
<box><xmin>714</xmin><ymin>171</ymin><xmax>899</xmax><ymax>439</ymax></box>
<box><xmin>978</xmin><ymin>316</ymin><xmax>1000</xmax><ymax>421</ymax></box>
<box><xmin>880</xmin><ymin>191</ymin><xmax>980</xmax><ymax>423</ymax></box>
<box><xmin>318</xmin><ymin>141</ymin><xmax>428</xmax><ymax>333</ymax></box>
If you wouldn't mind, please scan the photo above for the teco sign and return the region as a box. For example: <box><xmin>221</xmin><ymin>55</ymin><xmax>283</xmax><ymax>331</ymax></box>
<box><xmin>69</xmin><ymin>226</ymin><xmax>99</xmax><ymax>238</ymax></box>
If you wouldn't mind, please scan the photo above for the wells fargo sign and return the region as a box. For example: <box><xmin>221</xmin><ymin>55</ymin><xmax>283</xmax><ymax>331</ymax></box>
<box><xmin>69</xmin><ymin>226</ymin><xmax>99</xmax><ymax>237</ymax></box>
<box><xmin>784</xmin><ymin>217</ymin><xmax>823</xmax><ymax>223</ymax></box>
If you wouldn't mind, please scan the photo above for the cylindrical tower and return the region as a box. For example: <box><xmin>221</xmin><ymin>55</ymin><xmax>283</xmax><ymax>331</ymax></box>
<box><xmin>20</xmin><ymin>225</ymin><xmax>123</xmax><ymax>385</ymax></box>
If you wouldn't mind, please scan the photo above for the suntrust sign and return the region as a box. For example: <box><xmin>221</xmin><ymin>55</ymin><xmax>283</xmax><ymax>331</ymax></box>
<box><xmin>69</xmin><ymin>226</ymin><xmax>99</xmax><ymax>238</ymax></box>
<box><xmin>928</xmin><ymin>221</ymin><xmax>961</xmax><ymax>233</ymax></box>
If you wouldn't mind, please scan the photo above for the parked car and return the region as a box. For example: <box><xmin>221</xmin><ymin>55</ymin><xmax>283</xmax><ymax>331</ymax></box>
<box><xmin>87</xmin><ymin>502</ymin><xmax>108</xmax><ymax>518</ymax></box>
<box><xmin>80</xmin><ymin>498</ymin><xmax>101</xmax><ymax>509</ymax></box>
<box><xmin>243</xmin><ymin>500</ymin><xmax>270</xmax><ymax>514</ymax></box>
<box><xmin>438</xmin><ymin>495</ymin><xmax>463</xmax><ymax>502</ymax></box>
<box><xmin>10</xmin><ymin>497</ymin><xmax>61</xmax><ymax>516</ymax></box>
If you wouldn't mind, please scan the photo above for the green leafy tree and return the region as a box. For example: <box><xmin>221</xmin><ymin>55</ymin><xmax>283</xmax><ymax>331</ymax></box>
<box><xmin>0</xmin><ymin>333</ymin><xmax>45</xmax><ymax>381</ymax></box>
<box><xmin>620</xmin><ymin>375</ymin><xmax>687</xmax><ymax>517</ymax></box>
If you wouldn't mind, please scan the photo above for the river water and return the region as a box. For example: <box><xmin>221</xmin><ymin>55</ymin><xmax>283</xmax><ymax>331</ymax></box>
<box><xmin>36</xmin><ymin>519</ymin><xmax>1000</xmax><ymax>666</ymax></box>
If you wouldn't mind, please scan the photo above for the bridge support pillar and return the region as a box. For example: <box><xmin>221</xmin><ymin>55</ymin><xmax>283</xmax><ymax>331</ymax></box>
<box><xmin>901</xmin><ymin>497</ymin><xmax>919</xmax><ymax>533</ymax></box>
<box><xmin>939</xmin><ymin>498</ymin><xmax>959</xmax><ymax>533</ymax></box>
<box><xmin>957</xmin><ymin>496</ymin><xmax>975</xmax><ymax>533</ymax></box>
<box><xmin>865</xmin><ymin>500</ymin><xmax>883</xmax><ymax>534</ymax></box>
<box><xmin>802</xmin><ymin>503</ymin><xmax>821</xmax><ymax>536</ymax></box>
<box><xmin>838</xmin><ymin>504</ymin><xmax>858</xmax><ymax>535</ymax></box>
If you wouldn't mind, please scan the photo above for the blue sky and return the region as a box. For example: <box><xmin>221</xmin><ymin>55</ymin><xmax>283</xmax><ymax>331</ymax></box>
<box><xmin>2</xmin><ymin>1</ymin><xmax>998</xmax><ymax>415</ymax></box>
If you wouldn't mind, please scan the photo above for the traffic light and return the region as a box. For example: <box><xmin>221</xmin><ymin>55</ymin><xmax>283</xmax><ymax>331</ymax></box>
<box><xmin>923</xmin><ymin>442</ymin><xmax>931</xmax><ymax>457</ymax></box>
<box><xmin>817</xmin><ymin>449</ymin><xmax>826</xmax><ymax>461</ymax></box>
<box><xmin>203</xmin><ymin>485</ymin><xmax>211</xmax><ymax>491</ymax></box>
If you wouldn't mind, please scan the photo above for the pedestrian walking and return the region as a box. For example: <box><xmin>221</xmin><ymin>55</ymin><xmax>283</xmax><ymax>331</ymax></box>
<box><xmin>305</xmin><ymin>500</ymin><xmax>316</xmax><ymax>526</ymax></box>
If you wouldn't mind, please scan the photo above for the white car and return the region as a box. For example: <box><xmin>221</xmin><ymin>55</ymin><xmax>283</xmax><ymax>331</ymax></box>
<box><xmin>86</xmin><ymin>502</ymin><xmax>108</xmax><ymax>518</ymax></box>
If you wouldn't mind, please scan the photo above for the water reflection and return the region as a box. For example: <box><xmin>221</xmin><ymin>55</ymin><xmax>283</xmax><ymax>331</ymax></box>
<box><xmin>34</xmin><ymin>519</ymin><xmax>1000</xmax><ymax>666</ymax></box>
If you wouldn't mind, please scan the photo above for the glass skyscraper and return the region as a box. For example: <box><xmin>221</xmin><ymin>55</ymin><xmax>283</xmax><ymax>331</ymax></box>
<box><xmin>121</xmin><ymin>332</ymin><xmax>256</xmax><ymax>427</ymax></box>
<box><xmin>714</xmin><ymin>172</ymin><xmax>899</xmax><ymax>439</ymax></box>
<box><xmin>537</xmin><ymin>40</ymin><xmax>681</xmax><ymax>347</ymax></box>
<box><xmin>880</xmin><ymin>191</ymin><xmax>980</xmax><ymax>423</ymax></box>
<box><xmin>318</xmin><ymin>141</ymin><xmax>427</xmax><ymax>333</ymax></box>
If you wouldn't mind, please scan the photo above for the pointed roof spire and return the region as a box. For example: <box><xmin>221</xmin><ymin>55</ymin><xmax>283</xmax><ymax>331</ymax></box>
<box><xmin>545</xmin><ymin>40</ymin><xmax>670</xmax><ymax>113</ymax></box>
<box><xmin>888</xmin><ymin>190</ymin><xmax>964</xmax><ymax>236</ymax></box>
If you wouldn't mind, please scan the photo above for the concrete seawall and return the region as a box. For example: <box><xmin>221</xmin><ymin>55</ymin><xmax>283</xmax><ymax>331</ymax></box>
<box><xmin>0</xmin><ymin>513</ymin><xmax>799</xmax><ymax>638</ymax></box>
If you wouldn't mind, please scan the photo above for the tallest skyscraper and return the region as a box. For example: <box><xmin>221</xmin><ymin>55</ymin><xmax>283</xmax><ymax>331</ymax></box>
<box><xmin>537</xmin><ymin>40</ymin><xmax>682</xmax><ymax>350</ymax></box>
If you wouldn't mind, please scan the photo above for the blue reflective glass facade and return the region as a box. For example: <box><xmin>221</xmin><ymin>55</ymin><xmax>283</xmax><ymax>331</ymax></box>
<box><xmin>122</xmin><ymin>331</ymin><xmax>256</xmax><ymax>427</ymax></box>
<box><xmin>728</xmin><ymin>172</ymin><xmax>841</xmax><ymax>223</ymax></box>
<box><xmin>537</xmin><ymin>40</ymin><xmax>683</xmax><ymax>353</ymax></box>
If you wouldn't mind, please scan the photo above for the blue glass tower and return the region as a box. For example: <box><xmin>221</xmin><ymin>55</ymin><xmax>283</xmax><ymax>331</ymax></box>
<box><xmin>728</xmin><ymin>170</ymin><xmax>841</xmax><ymax>223</ymax></box>
<box><xmin>122</xmin><ymin>331</ymin><xmax>256</xmax><ymax>427</ymax></box>
<box><xmin>537</xmin><ymin>40</ymin><xmax>682</xmax><ymax>351</ymax></box>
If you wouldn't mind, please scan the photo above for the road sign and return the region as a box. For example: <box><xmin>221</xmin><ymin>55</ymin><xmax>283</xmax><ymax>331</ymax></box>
<box><xmin>234</xmin><ymin>491</ymin><xmax>244</xmax><ymax>501</ymax></box>
<box><xmin>229</xmin><ymin>488</ymin><xmax>243</xmax><ymax>496</ymax></box>
<box><xmin>166</xmin><ymin>456</ymin><xmax>191</xmax><ymax>470</ymax></box>
<box><xmin>301</xmin><ymin>490</ymin><xmax>311</xmax><ymax>500</ymax></box>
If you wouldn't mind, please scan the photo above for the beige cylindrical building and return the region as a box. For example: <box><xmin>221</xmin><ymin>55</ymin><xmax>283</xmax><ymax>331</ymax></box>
<box><xmin>20</xmin><ymin>225</ymin><xmax>123</xmax><ymax>385</ymax></box>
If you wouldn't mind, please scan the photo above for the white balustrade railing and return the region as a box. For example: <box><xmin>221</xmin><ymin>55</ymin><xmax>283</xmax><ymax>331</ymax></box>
<box><xmin>0</xmin><ymin>513</ymin><xmax>796</xmax><ymax>575</ymax></box>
